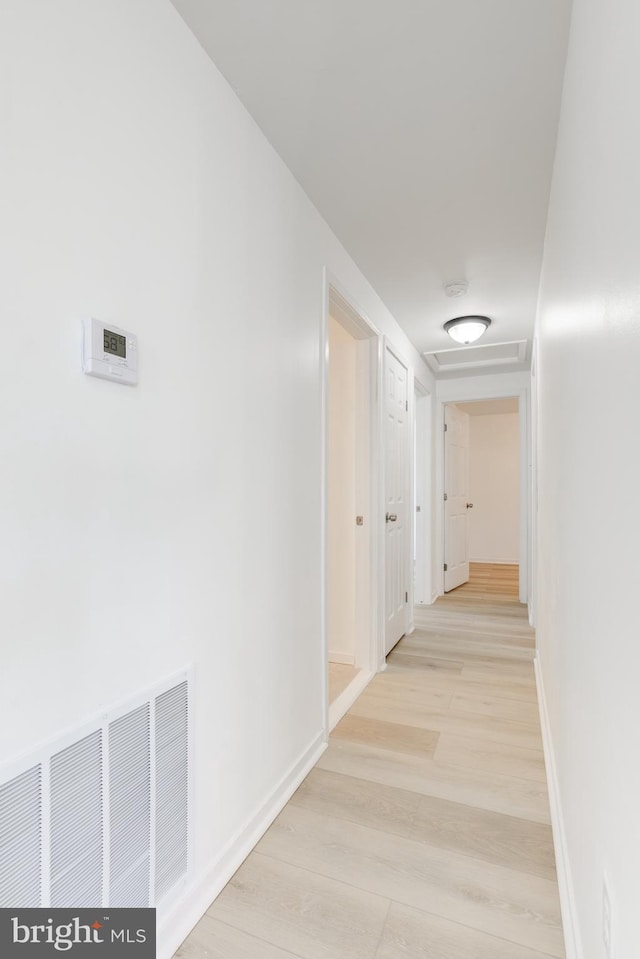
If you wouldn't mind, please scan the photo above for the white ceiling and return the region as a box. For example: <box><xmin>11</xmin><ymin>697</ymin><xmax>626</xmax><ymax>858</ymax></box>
<box><xmin>170</xmin><ymin>0</ymin><xmax>572</xmax><ymax>374</ymax></box>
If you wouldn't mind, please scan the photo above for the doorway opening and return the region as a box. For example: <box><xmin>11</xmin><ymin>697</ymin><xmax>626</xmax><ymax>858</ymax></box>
<box><xmin>443</xmin><ymin>397</ymin><xmax>522</xmax><ymax>599</ymax></box>
<box><xmin>324</xmin><ymin>283</ymin><xmax>381</xmax><ymax>730</ymax></box>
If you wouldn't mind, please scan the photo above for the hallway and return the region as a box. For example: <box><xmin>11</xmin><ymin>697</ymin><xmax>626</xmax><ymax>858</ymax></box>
<box><xmin>175</xmin><ymin>581</ymin><xmax>563</xmax><ymax>958</ymax></box>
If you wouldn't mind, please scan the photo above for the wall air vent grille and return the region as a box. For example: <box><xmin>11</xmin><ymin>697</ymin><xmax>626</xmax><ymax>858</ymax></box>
<box><xmin>0</xmin><ymin>766</ymin><xmax>41</xmax><ymax>908</ymax></box>
<box><xmin>155</xmin><ymin>681</ymin><xmax>189</xmax><ymax>902</ymax></box>
<box><xmin>109</xmin><ymin>704</ymin><xmax>151</xmax><ymax>907</ymax></box>
<box><xmin>0</xmin><ymin>670</ymin><xmax>190</xmax><ymax>911</ymax></box>
<box><xmin>50</xmin><ymin>731</ymin><xmax>103</xmax><ymax>907</ymax></box>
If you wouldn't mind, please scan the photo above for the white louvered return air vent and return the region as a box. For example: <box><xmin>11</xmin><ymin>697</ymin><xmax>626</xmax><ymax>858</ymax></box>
<box><xmin>109</xmin><ymin>705</ymin><xmax>151</xmax><ymax>907</ymax></box>
<box><xmin>0</xmin><ymin>670</ymin><xmax>191</xmax><ymax>911</ymax></box>
<box><xmin>51</xmin><ymin>731</ymin><xmax>103</xmax><ymax>908</ymax></box>
<box><xmin>0</xmin><ymin>766</ymin><xmax>42</xmax><ymax>908</ymax></box>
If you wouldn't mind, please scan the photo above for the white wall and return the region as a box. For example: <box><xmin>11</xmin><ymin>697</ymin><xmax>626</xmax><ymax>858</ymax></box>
<box><xmin>0</xmin><ymin>2</ymin><xmax>433</xmax><ymax>955</ymax></box>
<box><xmin>468</xmin><ymin>413</ymin><xmax>519</xmax><ymax>564</ymax></box>
<box><xmin>535</xmin><ymin>0</ymin><xmax>640</xmax><ymax>955</ymax></box>
<box><xmin>327</xmin><ymin>317</ymin><xmax>356</xmax><ymax>663</ymax></box>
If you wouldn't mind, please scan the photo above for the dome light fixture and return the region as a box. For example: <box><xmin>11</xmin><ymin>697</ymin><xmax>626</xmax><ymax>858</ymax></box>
<box><xmin>444</xmin><ymin>315</ymin><xmax>491</xmax><ymax>345</ymax></box>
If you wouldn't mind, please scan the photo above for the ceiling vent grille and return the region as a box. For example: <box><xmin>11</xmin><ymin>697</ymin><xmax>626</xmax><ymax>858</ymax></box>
<box><xmin>0</xmin><ymin>670</ymin><xmax>190</xmax><ymax>910</ymax></box>
<box><xmin>423</xmin><ymin>339</ymin><xmax>528</xmax><ymax>374</ymax></box>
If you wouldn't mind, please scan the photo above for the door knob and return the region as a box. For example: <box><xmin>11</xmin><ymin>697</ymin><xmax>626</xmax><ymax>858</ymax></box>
<box><xmin>466</xmin><ymin>503</ymin><xmax>474</xmax><ymax>509</ymax></box>
<box><xmin>386</xmin><ymin>512</ymin><xmax>398</xmax><ymax>523</ymax></box>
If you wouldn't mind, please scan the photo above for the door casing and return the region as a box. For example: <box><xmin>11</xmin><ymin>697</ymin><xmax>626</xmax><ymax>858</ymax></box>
<box><xmin>321</xmin><ymin>272</ymin><xmax>385</xmax><ymax>733</ymax></box>
<box><xmin>412</xmin><ymin>385</ymin><xmax>432</xmax><ymax>606</ymax></box>
<box><xmin>435</xmin><ymin>382</ymin><xmax>530</xmax><ymax>603</ymax></box>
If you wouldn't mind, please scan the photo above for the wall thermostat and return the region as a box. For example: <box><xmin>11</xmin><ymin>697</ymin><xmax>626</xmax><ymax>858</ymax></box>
<box><xmin>82</xmin><ymin>318</ymin><xmax>138</xmax><ymax>385</ymax></box>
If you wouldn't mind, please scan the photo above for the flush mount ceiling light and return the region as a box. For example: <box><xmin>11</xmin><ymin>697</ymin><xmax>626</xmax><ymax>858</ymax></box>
<box><xmin>444</xmin><ymin>315</ymin><xmax>491</xmax><ymax>345</ymax></box>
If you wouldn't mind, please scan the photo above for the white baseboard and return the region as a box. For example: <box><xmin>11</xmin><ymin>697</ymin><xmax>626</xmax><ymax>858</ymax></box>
<box><xmin>415</xmin><ymin>594</ymin><xmax>438</xmax><ymax>609</ymax></box>
<box><xmin>156</xmin><ymin>731</ymin><xmax>327</xmax><ymax>959</ymax></box>
<box><xmin>328</xmin><ymin>651</ymin><xmax>355</xmax><ymax>665</ymax></box>
<box><xmin>534</xmin><ymin>656</ymin><xmax>582</xmax><ymax>959</ymax></box>
<box><xmin>328</xmin><ymin>669</ymin><xmax>374</xmax><ymax>731</ymax></box>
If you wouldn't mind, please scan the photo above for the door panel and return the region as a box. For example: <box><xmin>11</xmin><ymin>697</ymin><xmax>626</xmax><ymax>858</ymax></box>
<box><xmin>385</xmin><ymin>349</ymin><xmax>409</xmax><ymax>654</ymax></box>
<box><xmin>444</xmin><ymin>404</ymin><xmax>470</xmax><ymax>591</ymax></box>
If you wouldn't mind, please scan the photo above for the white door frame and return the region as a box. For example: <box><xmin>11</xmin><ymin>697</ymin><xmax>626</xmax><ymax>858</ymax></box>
<box><xmin>321</xmin><ymin>271</ymin><xmax>385</xmax><ymax>733</ymax></box>
<box><xmin>411</xmin><ymin>379</ymin><xmax>432</xmax><ymax>609</ymax></box>
<box><xmin>435</xmin><ymin>383</ymin><xmax>530</xmax><ymax>604</ymax></box>
<box><xmin>529</xmin><ymin>342</ymin><xmax>538</xmax><ymax>627</ymax></box>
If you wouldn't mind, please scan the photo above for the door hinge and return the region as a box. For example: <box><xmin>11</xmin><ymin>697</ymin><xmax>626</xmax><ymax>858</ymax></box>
<box><xmin>405</xmin><ymin>591</ymin><xmax>408</xmax><ymax>603</ymax></box>
<box><xmin>444</xmin><ymin>563</ymin><xmax>448</xmax><ymax>572</ymax></box>
<box><xmin>443</xmin><ymin>492</ymin><xmax>448</xmax><ymax>501</ymax></box>
<box><xmin>444</xmin><ymin>423</ymin><xmax>448</xmax><ymax>432</ymax></box>
<box><xmin>405</xmin><ymin>400</ymin><xmax>408</xmax><ymax>411</ymax></box>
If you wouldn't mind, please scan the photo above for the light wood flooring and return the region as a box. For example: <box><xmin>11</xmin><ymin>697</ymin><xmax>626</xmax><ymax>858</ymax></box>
<box><xmin>329</xmin><ymin>662</ymin><xmax>359</xmax><ymax>704</ymax></box>
<box><xmin>176</xmin><ymin>564</ymin><xmax>563</xmax><ymax>959</ymax></box>
<box><xmin>447</xmin><ymin>561</ymin><xmax>520</xmax><ymax>600</ymax></box>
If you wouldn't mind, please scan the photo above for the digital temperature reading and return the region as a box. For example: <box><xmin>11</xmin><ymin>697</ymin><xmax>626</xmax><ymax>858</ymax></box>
<box><xmin>103</xmin><ymin>329</ymin><xmax>126</xmax><ymax>358</ymax></box>
<box><xmin>83</xmin><ymin>318</ymin><xmax>138</xmax><ymax>385</ymax></box>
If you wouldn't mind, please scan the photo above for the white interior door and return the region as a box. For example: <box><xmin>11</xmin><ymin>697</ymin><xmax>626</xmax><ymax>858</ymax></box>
<box><xmin>385</xmin><ymin>348</ymin><xmax>409</xmax><ymax>654</ymax></box>
<box><xmin>444</xmin><ymin>404</ymin><xmax>471</xmax><ymax>591</ymax></box>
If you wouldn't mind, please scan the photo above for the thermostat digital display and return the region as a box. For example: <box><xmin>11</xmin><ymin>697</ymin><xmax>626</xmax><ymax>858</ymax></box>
<box><xmin>82</xmin><ymin>318</ymin><xmax>138</xmax><ymax>385</ymax></box>
<box><xmin>103</xmin><ymin>328</ymin><xmax>126</xmax><ymax>358</ymax></box>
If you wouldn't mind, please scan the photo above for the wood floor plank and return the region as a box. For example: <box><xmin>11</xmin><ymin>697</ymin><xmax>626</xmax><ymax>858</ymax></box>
<box><xmin>452</xmin><ymin>675</ymin><xmax>539</xmax><ymax>704</ymax></box>
<box><xmin>290</xmin><ymin>767</ymin><xmax>420</xmax><ymax>839</ymax></box>
<box><xmin>257</xmin><ymin>804</ymin><xmax>564</xmax><ymax>957</ymax></box>
<box><xmin>208</xmin><ymin>853</ymin><xmax>390</xmax><ymax>959</ymax></box>
<box><xmin>364</xmin><ymin>673</ymin><xmax>454</xmax><ymax>699</ymax></box>
<box><xmin>410</xmin><ymin>793</ymin><xmax>557</xmax><ymax>880</ymax></box>
<box><xmin>376</xmin><ymin>902</ymin><xmax>562</xmax><ymax>959</ymax></box>
<box><xmin>450</xmin><ymin>690</ymin><xmax>541</xmax><ymax>725</ymax></box>
<box><xmin>411</xmin><ymin>618</ymin><xmax>535</xmax><ymax>651</ymax></box>
<box><xmin>407</xmin><ymin>633</ymin><xmax>535</xmax><ymax>661</ymax></box>
<box><xmin>317</xmin><ymin>740</ymin><xmax>552</xmax><ymax>824</ymax></box>
<box><xmin>385</xmin><ymin>651</ymin><xmax>464</xmax><ymax>674</ymax></box>
<box><xmin>359</xmin><ymin>675</ymin><xmax>453</xmax><ymax>709</ymax></box>
<box><xmin>175</xmin><ymin>915</ymin><xmax>303</xmax><ymax>959</ymax></box>
<box><xmin>460</xmin><ymin>659</ymin><xmax>536</xmax><ymax>682</ymax></box>
<box><xmin>329</xmin><ymin>663</ymin><xmax>359</xmax><ymax>704</ymax></box>
<box><xmin>435</xmin><ymin>733</ymin><xmax>547</xmax><ymax>783</ymax></box>
<box><xmin>413</xmin><ymin>608</ymin><xmax>533</xmax><ymax>631</ymax></box>
<box><xmin>400</xmin><ymin>638</ymin><xmax>534</xmax><ymax>672</ymax></box>
<box><xmin>377</xmin><ymin>665</ymin><xmax>539</xmax><ymax>704</ymax></box>
<box><xmin>332</xmin><ymin>713</ymin><xmax>439</xmax><ymax>758</ymax></box>
<box><xmin>350</xmin><ymin>694</ymin><xmax>542</xmax><ymax>750</ymax></box>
